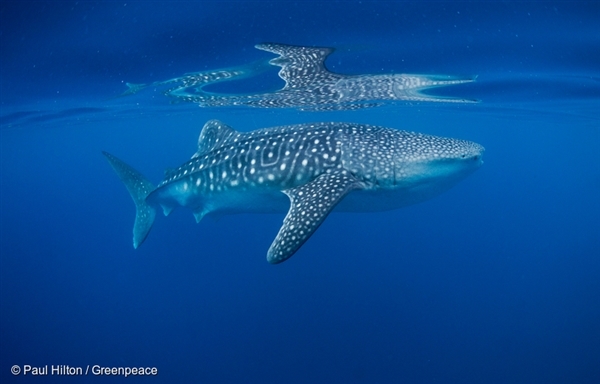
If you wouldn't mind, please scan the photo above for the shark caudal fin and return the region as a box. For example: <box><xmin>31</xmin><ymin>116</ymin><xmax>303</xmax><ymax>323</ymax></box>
<box><xmin>102</xmin><ymin>151</ymin><xmax>156</xmax><ymax>248</ymax></box>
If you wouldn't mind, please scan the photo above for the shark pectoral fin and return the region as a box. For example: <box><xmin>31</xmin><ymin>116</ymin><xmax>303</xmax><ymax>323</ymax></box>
<box><xmin>267</xmin><ymin>171</ymin><xmax>362</xmax><ymax>264</ymax></box>
<box><xmin>102</xmin><ymin>151</ymin><xmax>156</xmax><ymax>249</ymax></box>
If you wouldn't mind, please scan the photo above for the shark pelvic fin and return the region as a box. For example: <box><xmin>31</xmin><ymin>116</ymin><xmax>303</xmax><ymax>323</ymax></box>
<box><xmin>193</xmin><ymin>208</ymin><xmax>209</xmax><ymax>223</ymax></box>
<box><xmin>267</xmin><ymin>170</ymin><xmax>362</xmax><ymax>264</ymax></box>
<box><xmin>160</xmin><ymin>204</ymin><xmax>174</xmax><ymax>216</ymax></box>
<box><xmin>102</xmin><ymin>151</ymin><xmax>156</xmax><ymax>249</ymax></box>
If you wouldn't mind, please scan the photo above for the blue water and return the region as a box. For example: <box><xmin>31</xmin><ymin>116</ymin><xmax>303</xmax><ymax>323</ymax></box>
<box><xmin>1</xmin><ymin>1</ymin><xmax>599</xmax><ymax>383</ymax></box>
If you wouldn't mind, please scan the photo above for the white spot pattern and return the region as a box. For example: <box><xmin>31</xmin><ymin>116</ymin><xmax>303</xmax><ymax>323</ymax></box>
<box><xmin>129</xmin><ymin>43</ymin><xmax>477</xmax><ymax>111</ymax></box>
<box><xmin>135</xmin><ymin>120</ymin><xmax>482</xmax><ymax>263</ymax></box>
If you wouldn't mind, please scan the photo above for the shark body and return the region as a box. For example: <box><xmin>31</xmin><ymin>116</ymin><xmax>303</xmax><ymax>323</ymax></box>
<box><xmin>104</xmin><ymin>120</ymin><xmax>484</xmax><ymax>263</ymax></box>
<box><xmin>124</xmin><ymin>43</ymin><xmax>477</xmax><ymax>110</ymax></box>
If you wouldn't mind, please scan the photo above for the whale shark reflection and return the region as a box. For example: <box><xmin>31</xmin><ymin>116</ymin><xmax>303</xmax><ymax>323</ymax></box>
<box><xmin>122</xmin><ymin>43</ymin><xmax>477</xmax><ymax>111</ymax></box>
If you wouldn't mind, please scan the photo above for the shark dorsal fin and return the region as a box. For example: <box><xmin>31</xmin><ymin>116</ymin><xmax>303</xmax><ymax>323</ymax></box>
<box><xmin>193</xmin><ymin>120</ymin><xmax>238</xmax><ymax>158</ymax></box>
<box><xmin>255</xmin><ymin>43</ymin><xmax>341</xmax><ymax>90</ymax></box>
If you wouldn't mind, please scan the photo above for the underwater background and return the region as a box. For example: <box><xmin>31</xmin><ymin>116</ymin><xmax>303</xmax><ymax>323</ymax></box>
<box><xmin>1</xmin><ymin>1</ymin><xmax>599</xmax><ymax>383</ymax></box>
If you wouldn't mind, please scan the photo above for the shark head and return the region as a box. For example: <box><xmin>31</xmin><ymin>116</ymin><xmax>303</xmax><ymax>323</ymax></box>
<box><xmin>338</xmin><ymin>126</ymin><xmax>484</xmax><ymax>206</ymax></box>
<box><xmin>394</xmin><ymin>134</ymin><xmax>484</xmax><ymax>192</ymax></box>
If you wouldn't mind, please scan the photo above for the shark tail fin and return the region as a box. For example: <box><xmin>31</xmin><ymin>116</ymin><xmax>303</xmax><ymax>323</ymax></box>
<box><xmin>102</xmin><ymin>151</ymin><xmax>156</xmax><ymax>248</ymax></box>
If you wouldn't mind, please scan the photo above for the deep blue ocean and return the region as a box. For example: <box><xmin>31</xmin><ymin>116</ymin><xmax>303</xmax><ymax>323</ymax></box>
<box><xmin>1</xmin><ymin>1</ymin><xmax>599</xmax><ymax>383</ymax></box>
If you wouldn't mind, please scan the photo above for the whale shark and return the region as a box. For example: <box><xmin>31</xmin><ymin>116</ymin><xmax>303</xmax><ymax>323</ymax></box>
<box><xmin>104</xmin><ymin>120</ymin><xmax>484</xmax><ymax>263</ymax></box>
<box><xmin>123</xmin><ymin>43</ymin><xmax>477</xmax><ymax>110</ymax></box>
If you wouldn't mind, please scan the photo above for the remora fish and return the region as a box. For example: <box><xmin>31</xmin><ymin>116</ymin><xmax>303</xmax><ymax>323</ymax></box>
<box><xmin>104</xmin><ymin>120</ymin><xmax>484</xmax><ymax>263</ymax></box>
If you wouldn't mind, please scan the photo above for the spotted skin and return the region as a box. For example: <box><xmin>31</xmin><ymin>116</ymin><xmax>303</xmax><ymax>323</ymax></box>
<box><xmin>104</xmin><ymin>120</ymin><xmax>484</xmax><ymax>263</ymax></box>
<box><xmin>102</xmin><ymin>151</ymin><xmax>156</xmax><ymax>249</ymax></box>
<box><xmin>270</xmin><ymin>170</ymin><xmax>361</xmax><ymax>263</ymax></box>
<box><xmin>121</xmin><ymin>43</ymin><xmax>477</xmax><ymax>110</ymax></box>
